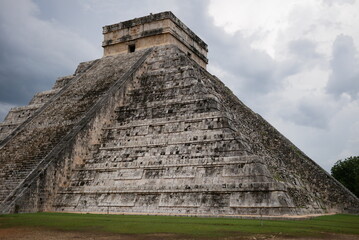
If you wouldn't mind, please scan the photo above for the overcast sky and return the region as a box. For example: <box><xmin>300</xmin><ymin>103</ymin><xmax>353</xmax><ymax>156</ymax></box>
<box><xmin>0</xmin><ymin>0</ymin><xmax>358</xmax><ymax>172</ymax></box>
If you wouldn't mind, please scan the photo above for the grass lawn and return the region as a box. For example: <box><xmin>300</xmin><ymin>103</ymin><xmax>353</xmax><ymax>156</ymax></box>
<box><xmin>0</xmin><ymin>212</ymin><xmax>358</xmax><ymax>239</ymax></box>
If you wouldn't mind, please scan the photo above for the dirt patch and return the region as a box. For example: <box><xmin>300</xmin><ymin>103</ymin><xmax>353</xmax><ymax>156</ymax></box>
<box><xmin>0</xmin><ymin>227</ymin><xmax>359</xmax><ymax>240</ymax></box>
<box><xmin>224</xmin><ymin>233</ymin><xmax>359</xmax><ymax>240</ymax></box>
<box><xmin>0</xmin><ymin>227</ymin><xmax>184</xmax><ymax>240</ymax></box>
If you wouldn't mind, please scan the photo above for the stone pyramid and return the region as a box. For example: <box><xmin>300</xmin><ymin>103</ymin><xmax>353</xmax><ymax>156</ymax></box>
<box><xmin>0</xmin><ymin>12</ymin><xmax>358</xmax><ymax>216</ymax></box>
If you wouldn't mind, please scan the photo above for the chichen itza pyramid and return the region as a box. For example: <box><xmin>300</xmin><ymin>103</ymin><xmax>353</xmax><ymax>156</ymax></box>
<box><xmin>0</xmin><ymin>12</ymin><xmax>358</xmax><ymax>216</ymax></box>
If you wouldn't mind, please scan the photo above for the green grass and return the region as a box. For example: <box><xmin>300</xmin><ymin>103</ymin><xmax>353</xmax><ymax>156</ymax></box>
<box><xmin>0</xmin><ymin>212</ymin><xmax>358</xmax><ymax>238</ymax></box>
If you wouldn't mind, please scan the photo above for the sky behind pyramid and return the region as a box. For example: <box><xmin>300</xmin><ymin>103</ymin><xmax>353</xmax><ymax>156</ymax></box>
<box><xmin>0</xmin><ymin>0</ymin><xmax>358</xmax><ymax>172</ymax></box>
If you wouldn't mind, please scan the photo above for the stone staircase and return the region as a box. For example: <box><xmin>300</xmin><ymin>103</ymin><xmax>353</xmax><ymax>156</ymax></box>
<box><xmin>0</xmin><ymin>87</ymin><xmax>60</xmax><ymax>142</ymax></box>
<box><xmin>0</xmin><ymin>62</ymin><xmax>95</xmax><ymax>143</ymax></box>
<box><xmin>0</xmin><ymin>49</ymin><xmax>152</xmax><ymax>213</ymax></box>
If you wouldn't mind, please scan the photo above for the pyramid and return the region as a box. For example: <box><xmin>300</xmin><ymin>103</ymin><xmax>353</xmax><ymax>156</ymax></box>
<box><xmin>0</xmin><ymin>12</ymin><xmax>358</xmax><ymax>216</ymax></box>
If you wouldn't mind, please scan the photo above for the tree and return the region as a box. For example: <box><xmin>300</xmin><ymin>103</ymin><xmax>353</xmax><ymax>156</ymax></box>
<box><xmin>331</xmin><ymin>156</ymin><xmax>359</xmax><ymax>198</ymax></box>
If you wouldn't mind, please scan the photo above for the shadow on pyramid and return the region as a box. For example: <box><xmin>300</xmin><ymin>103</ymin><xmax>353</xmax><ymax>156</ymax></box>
<box><xmin>0</xmin><ymin>12</ymin><xmax>358</xmax><ymax>217</ymax></box>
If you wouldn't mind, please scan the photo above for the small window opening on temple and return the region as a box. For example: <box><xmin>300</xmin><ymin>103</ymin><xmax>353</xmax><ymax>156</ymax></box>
<box><xmin>128</xmin><ymin>44</ymin><xmax>136</xmax><ymax>53</ymax></box>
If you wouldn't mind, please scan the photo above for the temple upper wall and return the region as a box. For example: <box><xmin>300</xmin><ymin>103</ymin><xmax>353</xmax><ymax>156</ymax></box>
<box><xmin>102</xmin><ymin>11</ymin><xmax>208</xmax><ymax>68</ymax></box>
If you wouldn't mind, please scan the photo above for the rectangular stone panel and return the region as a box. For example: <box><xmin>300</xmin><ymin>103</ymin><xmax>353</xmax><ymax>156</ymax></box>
<box><xmin>197</xmin><ymin>166</ymin><xmax>223</xmax><ymax>178</ymax></box>
<box><xmin>76</xmin><ymin>194</ymin><xmax>101</xmax><ymax>207</ymax></box>
<box><xmin>135</xmin><ymin>194</ymin><xmax>160</xmax><ymax>207</ymax></box>
<box><xmin>201</xmin><ymin>193</ymin><xmax>230</xmax><ymax>207</ymax></box>
<box><xmin>222</xmin><ymin>163</ymin><xmax>245</xmax><ymax>177</ymax></box>
<box><xmin>98</xmin><ymin>193</ymin><xmax>136</xmax><ymax>207</ymax></box>
<box><xmin>144</xmin><ymin>169</ymin><xmax>163</xmax><ymax>179</ymax></box>
<box><xmin>230</xmin><ymin>192</ymin><xmax>269</xmax><ymax>207</ymax></box>
<box><xmin>229</xmin><ymin>191</ymin><xmax>293</xmax><ymax>208</ymax></box>
<box><xmin>242</xmin><ymin>162</ymin><xmax>271</xmax><ymax>176</ymax></box>
<box><xmin>163</xmin><ymin>166</ymin><xmax>196</xmax><ymax>179</ymax></box>
<box><xmin>159</xmin><ymin>193</ymin><xmax>202</xmax><ymax>207</ymax></box>
<box><xmin>54</xmin><ymin>194</ymin><xmax>81</xmax><ymax>207</ymax></box>
<box><xmin>115</xmin><ymin>168</ymin><xmax>143</xmax><ymax>180</ymax></box>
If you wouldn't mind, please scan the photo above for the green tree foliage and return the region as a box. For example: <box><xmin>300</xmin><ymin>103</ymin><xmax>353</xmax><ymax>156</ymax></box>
<box><xmin>331</xmin><ymin>156</ymin><xmax>359</xmax><ymax>198</ymax></box>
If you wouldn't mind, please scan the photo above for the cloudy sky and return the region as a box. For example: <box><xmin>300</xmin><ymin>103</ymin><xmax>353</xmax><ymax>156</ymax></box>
<box><xmin>0</xmin><ymin>0</ymin><xmax>358</xmax><ymax>171</ymax></box>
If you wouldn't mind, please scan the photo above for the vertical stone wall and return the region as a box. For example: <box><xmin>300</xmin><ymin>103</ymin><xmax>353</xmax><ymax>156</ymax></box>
<box><xmin>102</xmin><ymin>11</ymin><xmax>208</xmax><ymax>68</ymax></box>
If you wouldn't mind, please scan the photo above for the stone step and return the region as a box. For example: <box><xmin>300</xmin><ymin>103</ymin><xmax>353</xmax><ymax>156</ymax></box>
<box><xmin>103</xmin><ymin>128</ymin><xmax>232</xmax><ymax>142</ymax></box>
<box><xmin>76</xmin><ymin>155</ymin><xmax>264</xmax><ymax>170</ymax></box>
<box><xmin>2</xmin><ymin>104</ymin><xmax>43</xmax><ymax>125</ymax></box>
<box><xmin>59</xmin><ymin>181</ymin><xmax>287</xmax><ymax>194</ymax></box>
<box><xmin>52</xmin><ymin>76</ymin><xmax>75</xmax><ymax>89</ymax></box>
<box><xmin>106</xmin><ymin>112</ymin><xmax>226</xmax><ymax>129</ymax></box>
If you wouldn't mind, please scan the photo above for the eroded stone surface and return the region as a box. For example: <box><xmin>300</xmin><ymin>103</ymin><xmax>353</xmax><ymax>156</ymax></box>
<box><xmin>0</xmin><ymin>49</ymin><xmax>150</xmax><ymax>212</ymax></box>
<box><xmin>102</xmin><ymin>11</ymin><xmax>208</xmax><ymax>68</ymax></box>
<box><xmin>46</xmin><ymin>47</ymin><xmax>294</xmax><ymax>216</ymax></box>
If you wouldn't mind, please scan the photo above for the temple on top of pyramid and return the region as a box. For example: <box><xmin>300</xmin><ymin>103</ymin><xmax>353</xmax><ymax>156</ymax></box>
<box><xmin>102</xmin><ymin>11</ymin><xmax>208</xmax><ymax>68</ymax></box>
<box><xmin>0</xmin><ymin>12</ymin><xmax>358</xmax><ymax>216</ymax></box>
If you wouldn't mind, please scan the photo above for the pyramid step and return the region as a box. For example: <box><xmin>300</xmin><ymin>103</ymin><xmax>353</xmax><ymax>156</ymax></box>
<box><xmin>29</xmin><ymin>88</ymin><xmax>62</xmax><ymax>105</ymax></box>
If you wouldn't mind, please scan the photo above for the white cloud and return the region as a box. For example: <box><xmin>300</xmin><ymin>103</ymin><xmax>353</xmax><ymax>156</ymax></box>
<box><xmin>209</xmin><ymin>0</ymin><xmax>359</xmax><ymax>59</ymax></box>
<box><xmin>322</xmin><ymin>0</ymin><xmax>356</xmax><ymax>6</ymax></box>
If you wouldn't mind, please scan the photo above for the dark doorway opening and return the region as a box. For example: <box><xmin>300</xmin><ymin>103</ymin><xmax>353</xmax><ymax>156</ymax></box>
<box><xmin>128</xmin><ymin>44</ymin><xmax>136</xmax><ymax>53</ymax></box>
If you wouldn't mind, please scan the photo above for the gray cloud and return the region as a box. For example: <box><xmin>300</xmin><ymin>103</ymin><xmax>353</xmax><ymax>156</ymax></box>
<box><xmin>288</xmin><ymin>39</ymin><xmax>322</xmax><ymax>61</ymax></box>
<box><xmin>322</xmin><ymin>0</ymin><xmax>356</xmax><ymax>6</ymax></box>
<box><xmin>0</xmin><ymin>0</ymin><xmax>100</xmax><ymax>120</ymax></box>
<box><xmin>280</xmin><ymin>98</ymin><xmax>334</xmax><ymax>129</ymax></box>
<box><xmin>326</xmin><ymin>35</ymin><xmax>359</xmax><ymax>99</ymax></box>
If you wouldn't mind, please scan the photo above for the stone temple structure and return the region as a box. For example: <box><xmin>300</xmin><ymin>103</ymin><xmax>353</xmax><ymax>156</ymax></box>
<box><xmin>0</xmin><ymin>12</ymin><xmax>358</xmax><ymax>216</ymax></box>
